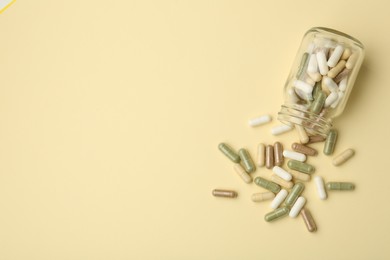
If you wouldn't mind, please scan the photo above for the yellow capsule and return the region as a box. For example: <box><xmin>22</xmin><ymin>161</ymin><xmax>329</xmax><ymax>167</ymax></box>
<box><xmin>290</xmin><ymin>170</ymin><xmax>311</xmax><ymax>182</ymax></box>
<box><xmin>271</xmin><ymin>174</ymin><xmax>294</xmax><ymax>189</ymax></box>
<box><xmin>332</xmin><ymin>149</ymin><xmax>355</xmax><ymax>166</ymax></box>
<box><xmin>295</xmin><ymin>125</ymin><xmax>309</xmax><ymax>144</ymax></box>
<box><xmin>233</xmin><ymin>164</ymin><xmax>252</xmax><ymax>184</ymax></box>
<box><xmin>251</xmin><ymin>192</ymin><xmax>275</xmax><ymax>202</ymax></box>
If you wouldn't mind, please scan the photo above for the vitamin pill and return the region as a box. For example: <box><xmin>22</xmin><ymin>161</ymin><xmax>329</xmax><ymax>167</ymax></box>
<box><xmin>212</xmin><ymin>189</ymin><xmax>237</xmax><ymax>198</ymax></box>
<box><xmin>287</xmin><ymin>160</ymin><xmax>315</xmax><ymax>174</ymax></box>
<box><xmin>308</xmin><ymin>135</ymin><xmax>326</xmax><ymax>144</ymax></box>
<box><xmin>233</xmin><ymin>164</ymin><xmax>253</xmax><ymax>184</ymax></box>
<box><xmin>345</xmin><ymin>52</ymin><xmax>358</xmax><ymax>69</ymax></box>
<box><xmin>307</xmin><ymin>71</ymin><xmax>322</xmax><ymax>82</ymax></box>
<box><xmin>238</xmin><ymin>148</ymin><xmax>255</xmax><ymax>173</ymax></box>
<box><xmin>287</xmin><ymin>88</ymin><xmax>300</xmax><ymax>104</ymax></box>
<box><xmin>295</xmin><ymin>124</ymin><xmax>309</xmax><ymax>144</ymax></box>
<box><xmin>264</xmin><ymin>207</ymin><xmax>289</xmax><ymax>222</ymax></box>
<box><xmin>314</xmin><ymin>176</ymin><xmax>327</xmax><ymax>200</ymax></box>
<box><xmin>323</xmin><ymin>76</ymin><xmax>338</xmax><ymax>92</ymax></box>
<box><xmin>251</xmin><ymin>192</ymin><xmax>275</xmax><ymax>202</ymax></box>
<box><xmin>333</xmin><ymin>68</ymin><xmax>351</xmax><ymax>84</ymax></box>
<box><xmin>339</xmin><ymin>77</ymin><xmax>348</xmax><ymax>92</ymax></box>
<box><xmin>271</xmin><ymin>174</ymin><xmax>294</xmax><ymax>189</ymax></box>
<box><xmin>327</xmin><ymin>45</ymin><xmax>344</xmax><ymax>67</ymax></box>
<box><xmin>301</xmin><ymin>208</ymin><xmax>317</xmax><ymax>232</ymax></box>
<box><xmin>316</xmin><ymin>50</ymin><xmax>329</xmax><ymax>75</ymax></box>
<box><xmin>218</xmin><ymin>143</ymin><xmax>240</xmax><ymax>163</ymax></box>
<box><xmin>283</xmin><ymin>150</ymin><xmax>306</xmax><ymax>162</ymax></box>
<box><xmin>292</xmin><ymin>142</ymin><xmax>318</xmax><ymax>156</ymax></box>
<box><xmin>305</xmin><ymin>75</ymin><xmax>316</xmax><ymax>86</ymax></box>
<box><xmin>285</xmin><ymin>182</ymin><xmax>305</xmax><ymax>207</ymax></box>
<box><xmin>323</xmin><ymin>129</ymin><xmax>338</xmax><ymax>155</ymax></box>
<box><xmin>328</xmin><ymin>59</ymin><xmax>346</xmax><ymax>79</ymax></box>
<box><xmin>293</xmin><ymin>80</ymin><xmax>314</xmax><ymax>100</ymax></box>
<box><xmin>265</xmin><ymin>145</ymin><xmax>274</xmax><ymax>169</ymax></box>
<box><xmin>274</xmin><ymin>142</ymin><xmax>284</xmax><ymax>166</ymax></box>
<box><xmin>296</xmin><ymin>52</ymin><xmax>310</xmax><ymax>79</ymax></box>
<box><xmin>254</xmin><ymin>177</ymin><xmax>281</xmax><ymax>193</ymax></box>
<box><xmin>272</xmin><ymin>166</ymin><xmax>292</xmax><ymax>181</ymax></box>
<box><xmin>289</xmin><ymin>196</ymin><xmax>306</xmax><ymax>218</ymax></box>
<box><xmin>332</xmin><ymin>148</ymin><xmax>355</xmax><ymax>166</ymax></box>
<box><xmin>330</xmin><ymin>91</ymin><xmax>344</xmax><ymax>109</ymax></box>
<box><xmin>248</xmin><ymin>114</ymin><xmax>272</xmax><ymax>127</ymax></box>
<box><xmin>325</xmin><ymin>92</ymin><xmax>339</xmax><ymax>107</ymax></box>
<box><xmin>290</xmin><ymin>170</ymin><xmax>311</xmax><ymax>182</ymax></box>
<box><xmin>271</xmin><ymin>189</ymin><xmax>289</xmax><ymax>209</ymax></box>
<box><xmin>309</xmin><ymin>91</ymin><xmax>326</xmax><ymax>114</ymax></box>
<box><xmin>271</xmin><ymin>124</ymin><xmax>293</xmax><ymax>135</ymax></box>
<box><xmin>256</xmin><ymin>143</ymin><xmax>266</xmax><ymax>167</ymax></box>
<box><xmin>326</xmin><ymin>182</ymin><xmax>355</xmax><ymax>190</ymax></box>
<box><xmin>307</xmin><ymin>53</ymin><xmax>318</xmax><ymax>73</ymax></box>
<box><xmin>341</xmin><ymin>48</ymin><xmax>351</xmax><ymax>60</ymax></box>
<box><xmin>312</xmin><ymin>81</ymin><xmax>322</xmax><ymax>98</ymax></box>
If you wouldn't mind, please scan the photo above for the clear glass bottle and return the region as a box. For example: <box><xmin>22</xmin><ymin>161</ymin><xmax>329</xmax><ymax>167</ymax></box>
<box><xmin>277</xmin><ymin>27</ymin><xmax>364</xmax><ymax>137</ymax></box>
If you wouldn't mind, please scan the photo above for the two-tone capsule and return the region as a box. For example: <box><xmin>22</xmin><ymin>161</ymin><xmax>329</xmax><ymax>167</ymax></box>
<box><xmin>238</xmin><ymin>148</ymin><xmax>255</xmax><ymax>173</ymax></box>
<box><xmin>264</xmin><ymin>207</ymin><xmax>289</xmax><ymax>222</ymax></box>
<box><xmin>326</xmin><ymin>182</ymin><xmax>355</xmax><ymax>191</ymax></box>
<box><xmin>254</xmin><ymin>177</ymin><xmax>281</xmax><ymax>193</ymax></box>
<box><xmin>212</xmin><ymin>189</ymin><xmax>237</xmax><ymax>198</ymax></box>
<box><xmin>285</xmin><ymin>182</ymin><xmax>305</xmax><ymax>207</ymax></box>
<box><xmin>218</xmin><ymin>143</ymin><xmax>240</xmax><ymax>163</ymax></box>
<box><xmin>287</xmin><ymin>160</ymin><xmax>315</xmax><ymax>174</ymax></box>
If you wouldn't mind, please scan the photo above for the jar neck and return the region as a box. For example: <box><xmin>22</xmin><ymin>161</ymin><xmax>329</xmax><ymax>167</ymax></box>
<box><xmin>278</xmin><ymin>104</ymin><xmax>333</xmax><ymax>137</ymax></box>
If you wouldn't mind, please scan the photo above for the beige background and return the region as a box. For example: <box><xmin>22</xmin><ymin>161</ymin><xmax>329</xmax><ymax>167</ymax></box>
<box><xmin>0</xmin><ymin>0</ymin><xmax>389</xmax><ymax>259</ymax></box>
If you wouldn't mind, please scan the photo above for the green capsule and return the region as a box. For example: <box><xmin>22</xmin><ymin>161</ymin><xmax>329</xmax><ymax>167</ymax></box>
<box><xmin>238</xmin><ymin>148</ymin><xmax>255</xmax><ymax>173</ymax></box>
<box><xmin>218</xmin><ymin>143</ymin><xmax>240</xmax><ymax>163</ymax></box>
<box><xmin>326</xmin><ymin>182</ymin><xmax>355</xmax><ymax>190</ymax></box>
<box><xmin>310</xmin><ymin>91</ymin><xmax>326</xmax><ymax>114</ymax></box>
<box><xmin>324</xmin><ymin>129</ymin><xmax>338</xmax><ymax>155</ymax></box>
<box><xmin>285</xmin><ymin>183</ymin><xmax>305</xmax><ymax>207</ymax></box>
<box><xmin>312</xmin><ymin>81</ymin><xmax>322</xmax><ymax>99</ymax></box>
<box><xmin>254</xmin><ymin>177</ymin><xmax>281</xmax><ymax>193</ymax></box>
<box><xmin>287</xmin><ymin>160</ymin><xmax>315</xmax><ymax>174</ymax></box>
<box><xmin>264</xmin><ymin>207</ymin><xmax>290</xmax><ymax>222</ymax></box>
<box><xmin>296</xmin><ymin>52</ymin><xmax>310</xmax><ymax>80</ymax></box>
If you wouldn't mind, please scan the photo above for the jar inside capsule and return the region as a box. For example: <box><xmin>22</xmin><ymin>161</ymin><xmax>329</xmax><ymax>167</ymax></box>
<box><xmin>278</xmin><ymin>27</ymin><xmax>364</xmax><ymax>137</ymax></box>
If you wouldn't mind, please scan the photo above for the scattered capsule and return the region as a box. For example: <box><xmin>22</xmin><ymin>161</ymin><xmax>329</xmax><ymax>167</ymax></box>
<box><xmin>238</xmin><ymin>148</ymin><xmax>255</xmax><ymax>173</ymax></box>
<box><xmin>332</xmin><ymin>148</ymin><xmax>355</xmax><ymax>166</ymax></box>
<box><xmin>271</xmin><ymin>189</ymin><xmax>289</xmax><ymax>209</ymax></box>
<box><xmin>316</xmin><ymin>50</ymin><xmax>329</xmax><ymax>75</ymax></box>
<box><xmin>301</xmin><ymin>208</ymin><xmax>317</xmax><ymax>232</ymax></box>
<box><xmin>283</xmin><ymin>150</ymin><xmax>306</xmax><ymax>162</ymax></box>
<box><xmin>264</xmin><ymin>207</ymin><xmax>289</xmax><ymax>222</ymax></box>
<box><xmin>308</xmin><ymin>135</ymin><xmax>326</xmax><ymax>144</ymax></box>
<box><xmin>256</xmin><ymin>143</ymin><xmax>266</xmax><ymax>167</ymax></box>
<box><xmin>314</xmin><ymin>176</ymin><xmax>327</xmax><ymax>200</ymax></box>
<box><xmin>309</xmin><ymin>91</ymin><xmax>326</xmax><ymax>114</ymax></box>
<box><xmin>326</xmin><ymin>182</ymin><xmax>355</xmax><ymax>191</ymax></box>
<box><xmin>271</xmin><ymin>174</ymin><xmax>294</xmax><ymax>189</ymax></box>
<box><xmin>289</xmin><ymin>196</ymin><xmax>306</xmax><ymax>218</ymax></box>
<box><xmin>285</xmin><ymin>182</ymin><xmax>305</xmax><ymax>207</ymax></box>
<box><xmin>324</xmin><ymin>129</ymin><xmax>338</xmax><ymax>155</ymax></box>
<box><xmin>251</xmin><ymin>192</ymin><xmax>275</xmax><ymax>202</ymax></box>
<box><xmin>254</xmin><ymin>177</ymin><xmax>281</xmax><ymax>193</ymax></box>
<box><xmin>295</xmin><ymin>124</ymin><xmax>309</xmax><ymax>144</ymax></box>
<box><xmin>233</xmin><ymin>164</ymin><xmax>252</xmax><ymax>184</ymax></box>
<box><xmin>272</xmin><ymin>166</ymin><xmax>292</xmax><ymax>181</ymax></box>
<box><xmin>274</xmin><ymin>142</ymin><xmax>284</xmax><ymax>166</ymax></box>
<box><xmin>327</xmin><ymin>45</ymin><xmax>344</xmax><ymax>67</ymax></box>
<box><xmin>287</xmin><ymin>160</ymin><xmax>315</xmax><ymax>174</ymax></box>
<box><xmin>292</xmin><ymin>143</ymin><xmax>318</xmax><ymax>156</ymax></box>
<box><xmin>212</xmin><ymin>189</ymin><xmax>237</xmax><ymax>198</ymax></box>
<box><xmin>218</xmin><ymin>143</ymin><xmax>240</xmax><ymax>163</ymax></box>
<box><xmin>271</xmin><ymin>124</ymin><xmax>293</xmax><ymax>135</ymax></box>
<box><xmin>248</xmin><ymin>114</ymin><xmax>272</xmax><ymax>127</ymax></box>
<box><xmin>265</xmin><ymin>145</ymin><xmax>274</xmax><ymax>169</ymax></box>
<box><xmin>290</xmin><ymin>170</ymin><xmax>311</xmax><ymax>182</ymax></box>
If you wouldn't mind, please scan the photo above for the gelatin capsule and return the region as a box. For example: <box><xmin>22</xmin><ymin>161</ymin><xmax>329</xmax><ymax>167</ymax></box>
<box><xmin>346</xmin><ymin>52</ymin><xmax>358</xmax><ymax>69</ymax></box>
<box><xmin>316</xmin><ymin>50</ymin><xmax>329</xmax><ymax>75</ymax></box>
<box><xmin>285</xmin><ymin>182</ymin><xmax>305</xmax><ymax>207</ymax></box>
<box><xmin>233</xmin><ymin>164</ymin><xmax>252</xmax><ymax>184</ymax></box>
<box><xmin>295</xmin><ymin>124</ymin><xmax>309</xmax><ymax>144</ymax></box>
<box><xmin>264</xmin><ymin>207</ymin><xmax>289</xmax><ymax>222</ymax></box>
<box><xmin>256</xmin><ymin>143</ymin><xmax>266</xmax><ymax>167</ymax></box>
<box><xmin>332</xmin><ymin>148</ymin><xmax>354</xmax><ymax>166</ymax></box>
<box><xmin>265</xmin><ymin>145</ymin><xmax>274</xmax><ymax>169</ymax></box>
<box><xmin>271</xmin><ymin>189</ymin><xmax>289</xmax><ymax>209</ymax></box>
<box><xmin>251</xmin><ymin>192</ymin><xmax>275</xmax><ymax>202</ymax></box>
<box><xmin>290</xmin><ymin>170</ymin><xmax>310</xmax><ymax>182</ymax></box>
<box><xmin>308</xmin><ymin>135</ymin><xmax>326</xmax><ymax>144</ymax></box>
<box><xmin>254</xmin><ymin>177</ymin><xmax>281</xmax><ymax>193</ymax></box>
<box><xmin>274</xmin><ymin>142</ymin><xmax>284</xmax><ymax>166</ymax></box>
<box><xmin>341</xmin><ymin>48</ymin><xmax>351</xmax><ymax>60</ymax></box>
<box><xmin>307</xmin><ymin>53</ymin><xmax>318</xmax><ymax>73</ymax></box>
<box><xmin>212</xmin><ymin>189</ymin><xmax>237</xmax><ymax>198</ymax></box>
<box><xmin>326</xmin><ymin>182</ymin><xmax>355</xmax><ymax>190</ymax></box>
<box><xmin>307</xmin><ymin>71</ymin><xmax>322</xmax><ymax>82</ymax></box>
<box><xmin>289</xmin><ymin>196</ymin><xmax>306</xmax><ymax>218</ymax></box>
<box><xmin>309</xmin><ymin>91</ymin><xmax>326</xmax><ymax>114</ymax></box>
<box><xmin>327</xmin><ymin>45</ymin><xmax>344</xmax><ymax>67</ymax></box>
<box><xmin>333</xmin><ymin>68</ymin><xmax>351</xmax><ymax>84</ymax></box>
<box><xmin>293</xmin><ymin>80</ymin><xmax>314</xmax><ymax>100</ymax></box>
<box><xmin>328</xmin><ymin>60</ymin><xmax>346</xmax><ymax>78</ymax></box>
<box><xmin>287</xmin><ymin>160</ymin><xmax>315</xmax><ymax>174</ymax></box>
<box><xmin>238</xmin><ymin>148</ymin><xmax>255</xmax><ymax>173</ymax></box>
<box><xmin>323</xmin><ymin>76</ymin><xmax>338</xmax><ymax>93</ymax></box>
<box><xmin>296</xmin><ymin>52</ymin><xmax>310</xmax><ymax>80</ymax></box>
<box><xmin>248</xmin><ymin>114</ymin><xmax>272</xmax><ymax>127</ymax></box>
<box><xmin>330</xmin><ymin>92</ymin><xmax>344</xmax><ymax>108</ymax></box>
<box><xmin>271</xmin><ymin>174</ymin><xmax>294</xmax><ymax>189</ymax></box>
<box><xmin>314</xmin><ymin>176</ymin><xmax>327</xmax><ymax>200</ymax></box>
<box><xmin>292</xmin><ymin>142</ymin><xmax>318</xmax><ymax>156</ymax></box>
<box><xmin>301</xmin><ymin>208</ymin><xmax>317</xmax><ymax>232</ymax></box>
<box><xmin>282</xmin><ymin>150</ymin><xmax>306</xmax><ymax>162</ymax></box>
<box><xmin>272</xmin><ymin>166</ymin><xmax>292</xmax><ymax>181</ymax></box>
<box><xmin>339</xmin><ymin>77</ymin><xmax>348</xmax><ymax>92</ymax></box>
<box><xmin>271</xmin><ymin>124</ymin><xmax>293</xmax><ymax>135</ymax></box>
<box><xmin>218</xmin><ymin>143</ymin><xmax>240</xmax><ymax>163</ymax></box>
<box><xmin>325</xmin><ymin>92</ymin><xmax>338</xmax><ymax>107</ymax></box>
<box><xmin>324</xmin><ymin>129</ymin><xmax>338</xmax><ymax>155</ymax></box>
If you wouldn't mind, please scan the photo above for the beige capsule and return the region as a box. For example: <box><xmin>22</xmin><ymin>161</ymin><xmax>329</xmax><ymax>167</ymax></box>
<box><xmin>332</xmin><ymin>149</ymin><xmax>355</xmax><ymax>166</ymax></box>
<box><xmin>341</xmin><ymin>48</ymin><xmax>351</xmax><ymax>60</ymax></box>
<box><xmin>334</xmin><ymin>68</ymin><xmax>351</xmax><ymax>84</ymax></box>
<box><xmin>346</xmin><ymin>52</ymin><xmax>359</xmax><ymax>69</ymax></box>
<box><xmin>271</xmin><ymin>174</ymin><xmax>294</xmax><ymax>189</ymax></box>
<box><xmin>265</xmin><ymin>145</ymin><xmax>274</xmax><ymax>169</ymax></box>
<box><xmin>295</xmin><ymin>125</ymin><xmax>309</xmax><ymax>144</ymax></box>
<box><xmin>256</xmin><ymin>143</ymin><xmax>266</xmax><ymax>167</ymax></box>
<box><xmin>290</xmin><ymin>170</ymin><xmax>311</xmax><ymax>182</ymax></box>
<box><xmin>328</xmin><ymin>60</ymin><xmax>346</xmax><ymax>78</ymax></box>
<box><xmin>233</xmin><ymin>164</ymin><xmax>252</xmax><ymax>183</ymax></box>
<box><xmin>274</xmin><ymin>142</ymin><xmax>284</xmax><ymax>166</ymax></box>
<box><xmin>251</xmin><ymin>192</ymin><xmax>275</xmax><ymax>202</ymax></box>
<box><xmin>307</xmin><ymin>71</ymin><xmax>322</xmax><ymax>82</ymax></box>
<box><xmin>301</xmin><ymin>208</ymin><xmax>317</xmax><ymax>232</ymax></box>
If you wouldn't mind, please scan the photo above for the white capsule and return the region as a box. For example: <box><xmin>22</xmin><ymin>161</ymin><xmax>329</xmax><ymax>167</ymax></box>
<box><xmin>248</xmin><ymin>114</ymin><xmax>272</xmax><ymax>127</ymax></box>
<box><xmin>256</xmin><ymin>143</ymin><xmax>266</xmax><ymax>167</ymax></box>
<box><xmin>339</xmin><ymin>77</ymin><xmax>348</xmax><ymax>92</ymax></box>
<box><xmin>283</xmin><ymin>150</ymin><xmax>306</xmax><ymax>162</ymax></box>
<box><xmin>289</xmin><ymin>196</ymin><xmax>306</xmax><ymax>218</ymax></box>
<box><xmin>314</xmin><ymin>176</ymin><xmax>327</xmax><ymax>200</ymax></box>
<box><xmin>270</xmin><ymin>189</ymin><xmax>288</xmax><ymax>209</ymax></box>
<box><xmin>287</xmin><ymin>88</ymin><xmax>299</xmax><ymax>104</ymax></box>
<box><xmin>233</xmin><ymin>164</ymin><xmax>252</xmax><ymax>184</ymax></box>
<box><xmin>307</xmin><ymin>54</ymin><xmax>318</xmax><ymax>73</ymax></box>
<box><xmin>316</xmin><ymin>50</ymin><xmax>329</xmax><ymax>75</ymax></box>
<box><xmin>271</xmin><ymin>124</ymin><xmax>293</xmax><ymax>135</ymax></box>
<box><xmin>323</xmin><ymin>76</ymin><xmax>338</xmax><ymax>92</ymax></box>
<box><xmin>331</xmin><ymin>91</ymin><xmax>344</xmax><ymax>108</ymax></box>
<box><xmin>327</xmin><ymin>45</ymin><xmax>344</xmax><ymax>68</ymax></box>
<box><xmin>293</xmin><ymin>80</ymin><xmax>313</xmax><ymax>101</ymax></box>
<box><xmin>272</xmin><ymin>166</ymin><xmax>292</xmax><ymax>181</ymax></box>
<box><xmin>271</xmin><ymin>174</ymin><xmax>294</xmax><ymax>189</ymax></box>
<box><xmin>325</xmin><ymin>92</ymin><xmax>339</xmax><ymax>107</ymax></box>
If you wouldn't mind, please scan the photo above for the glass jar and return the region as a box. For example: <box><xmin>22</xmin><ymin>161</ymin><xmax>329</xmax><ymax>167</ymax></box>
<box><xmin>277</xmin><ymin>27</ymin><xmax>365</xmax><ymax>137</ymax></box>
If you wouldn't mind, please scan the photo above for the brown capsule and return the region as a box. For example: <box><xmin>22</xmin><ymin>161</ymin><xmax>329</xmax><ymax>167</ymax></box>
<box><xmin>292</xmin><ymin>143</ymin><xmax>317</xmax><ymax>156</ymax></box>
<box><xmin>274</xmin><ymin>142</ymin><xmax>284</xmax><ymax>166</ymax></box>
<box><xmin>301</xmin><ymin>208</ymin><xmax>317</xmax><ymax>232</ymax></box>
<box><xmin>212</xmin><ymin>189</ymin><xmax>237</xmax><ymax>198</ymax></box>
<box><xmin>308</xmin><ymin>135</ymin><xmax>326</xmax><ymax>144</ymax></box>
<box><xmin>333</xmin><ymin>68</ymin><xmax>351</xmax><ymax>84</ymax></box>
<box><xmin>265</xmin><ymin>145</ymin><xmax>274</xmax><ymax>169</ymax></box>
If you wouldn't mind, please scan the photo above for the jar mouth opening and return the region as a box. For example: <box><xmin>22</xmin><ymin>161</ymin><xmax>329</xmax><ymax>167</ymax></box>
<box><xmin>305</xmin><ymin>27</ymin><xmax>364</xmax><ymax>49</ymax></box>
<box><xmin>278</xmin><ymin>104</ymin><xmax>332</xmax><ymax>137</ymax></box>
